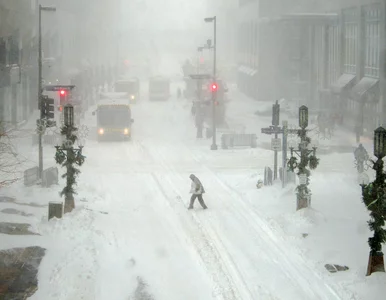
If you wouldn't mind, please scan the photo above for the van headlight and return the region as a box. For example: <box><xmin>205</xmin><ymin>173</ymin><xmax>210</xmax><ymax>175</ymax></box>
<box><xmin>123</xmin><ymin>128</ymin><xmax>130</xmax><ymax>135</ymax></box>
<box><xmin>131</xmin><ymin>95</ymin><xmax>135</xmax><ymax>100</ymax></box>
<box><xmin>98</xmin><ymin>128</ymin><xmax>104</xmax><ymax>135</ymax></box>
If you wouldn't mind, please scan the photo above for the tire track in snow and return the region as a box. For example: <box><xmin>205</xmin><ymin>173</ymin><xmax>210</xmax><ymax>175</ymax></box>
<box><xmin>185</xmin><ymin>147</ymin><xmax>357</xmax><ymax>300</ymax></box>
<box><xmin>137</xmin><ymin>141</ymin><xmax>260</xmax><ymax>300</ymax></box>
<box><xmin>150</xmin><ymin>171</ymin><xmax>249</xmax><ymax>300</ymax></box>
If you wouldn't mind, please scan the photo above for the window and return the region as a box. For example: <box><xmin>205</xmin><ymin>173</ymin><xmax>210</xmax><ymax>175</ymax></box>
<box><xmin>343</xmin><ymin>8</ymin><xmax>358</xmax><ymax>74</ymax></box>
<box><xmin>363</xmin><ymin>5</ymin><xmax>380</xmax><ymax>78</ymax></box>
<box><xmin>254</xmin><ymin>22</ymin><xmax>258</xmax><ymax>68</ymax></box>
<box><xmin>327</xmin><ymin>25</ymin><xmax>340</xmax><ymax>86</ymax></box>
<box><xmin>250</xmin><ymin>21</ymin><xmax>254</xmax><ymax>66</ymax></box>
<box><xmin>0</xmin><ymin>39</ymin><xmax>6</xmax><ymax>65</ymax></box>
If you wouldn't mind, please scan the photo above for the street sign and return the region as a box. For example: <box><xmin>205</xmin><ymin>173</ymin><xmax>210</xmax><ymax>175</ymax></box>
<box><xmin>189</xmin><ymin>74</ymin><xmax>211</xmax><ymax>80</ymax></box>
<box><xmin>299</xmin><ymin>174</ymin><xmax>307</xmax><ymax>185</ymax></box>
<box><xmin>44</xmin><ymin>85</ymin><xmax>75</xmax><ymax>91</ymax></box>
<box><xmin>261</xmin><ymin>126</ymin><xmax>283</xmax><ymax>135</ymax></box>
<box><xmin>271</xmin><ymin>138</ymin><xmax>281</xmax><ymax>151</ymax></box>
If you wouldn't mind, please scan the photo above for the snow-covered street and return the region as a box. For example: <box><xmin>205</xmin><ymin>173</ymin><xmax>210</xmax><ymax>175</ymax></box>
<box><xmin>1</xmin><ymin>86</ymin><xmax>385</xmax><ymax>300</ymax></box>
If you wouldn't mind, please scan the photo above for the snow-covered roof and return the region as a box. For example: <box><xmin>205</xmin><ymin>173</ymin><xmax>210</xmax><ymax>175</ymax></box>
<box><xmin>97</xmin><ymin>98</ymin><xmax>130</xmax><ymax>107</ymax></box>
<box><xmin>100</xmin><ymin>92</ymin><xmax>128</xmax><ymax>99</ymax></box>
<box><xmin>116</xmin><ymin>78</ymin><xmax>138</xmax><ymax>83</ymax></box>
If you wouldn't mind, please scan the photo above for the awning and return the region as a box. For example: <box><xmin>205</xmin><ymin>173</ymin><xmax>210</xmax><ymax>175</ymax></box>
<box><xmin>351</xmin><ymin>77</ymin><xmax>379</xmax><ymax>102</ymax></box>
<box><xmin>279</xmin><ymin>13</ymin><xmax>339</xmax><ymax>26</ymax></box>
<box><xmin>331</xmin><ymin>73</ymin><xmax>356</xmax><ymax>94</ymax></box>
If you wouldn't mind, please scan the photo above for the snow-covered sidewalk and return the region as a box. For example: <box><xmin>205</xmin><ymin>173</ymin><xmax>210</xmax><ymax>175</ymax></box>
<box><xmin>0</xmin><ymin>87</ymin><xmax>384</xmax><ymax>300</ymax></box>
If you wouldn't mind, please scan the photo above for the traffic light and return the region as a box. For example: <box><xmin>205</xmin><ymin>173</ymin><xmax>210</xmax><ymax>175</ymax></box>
<box><xmin>211</xmin><ymin>83</ymin><xmax>218</xmax><ymax>92</ymax></box>
<box><xmin>59</xmin><ymin>89</ymin><xmax>66</xmax><ymax>105</ymax></box>
<box><xmin>272</xmin><ymin>102</ymin><xmax>280</xmax><ymax>126</ymax></box>
<box><xmin>41</xmin><ymin>95</ymin><xmax>55</xmax><ymax>119</ymax></box>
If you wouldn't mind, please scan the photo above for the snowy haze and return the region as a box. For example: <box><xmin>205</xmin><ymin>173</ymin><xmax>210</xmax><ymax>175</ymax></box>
<box><xmin>120</xmin><ymin>0</ymin><xmax>209</xmax><ymax>31</ymax></box>
<box><xmin>2</xmin><ymin>1</ymin><xmax>386</xmax><ymax>300</ymax></box>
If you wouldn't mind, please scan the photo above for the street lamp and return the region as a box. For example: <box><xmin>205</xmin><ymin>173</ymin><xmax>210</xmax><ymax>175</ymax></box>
<box><xmin>374</xmin><ymin>127</ymin><xmax>386</xmax><ymax>158</ymax></box>
<box><xmin>197</xmin><ymin>46</ymin><xmax>204</xmax><ymax>74</ymax></box>
<box><xmin>204</xmin><ymin>16</ymin><xmax>217</xmax><ymax>150</ymax></box>
<box><xmin>299</xmin><ymin>105</ymin><xmax>309</xmax><ymax>129</ymax></box>
<box><xmin>288</xmin><ymin>105</ymin><xmax>319</xmax><ymax>210</ymax></box>
<box><xmin>64</xmin><ymin>104</ymin><xmax>74</xmax><ymax>127</ymax></box>
<box><xmin>55</xmin><ymin>104</ymin><xmax>85</xmax><ymax>214</ymax></box>
<box><xmin>361</xmin><ymin>127</ymin><xmax>386</xmax><ymax>276</ymax></box>
<box><xmin>38</xmin><ymin>5</ymin><xmax>56</xmax><ymax>180</ymax></box>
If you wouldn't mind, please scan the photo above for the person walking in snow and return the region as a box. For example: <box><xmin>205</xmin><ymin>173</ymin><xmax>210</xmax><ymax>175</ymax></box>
<box><xmin>188</xmin><ymin>174</ymin><xmax>208</xmax><ymax>209</ymax></box>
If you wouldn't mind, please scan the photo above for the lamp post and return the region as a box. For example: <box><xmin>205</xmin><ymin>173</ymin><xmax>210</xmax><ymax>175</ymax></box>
<box><xmin>204</xmin><ymin>16</ymin><xmax>217</xmax><ymax>150</ymax></box>
<box><xmin>38</xmin><ymin>5</ymin><xmax>56</xmax><ymax>180</ymax></box>
<box><xmin>197</xmin><ymin>46</ymin><xmax>205</xmax><ymax>100</ymax></box>
<box><xmin>197</xmin><ymin>46</ymin><xmax>204</xmax><ymax>75</ymax></box>
<box><xmin>361</xmin><ymin>127</ymin><xmax>386</xmax><ymax>276</ymax></box>
<box><xmin>55</xmin><ymin>104</ymin><xmax>85</xmax><ymax>213</ymax></box>
<box><xmin>288</xmin><ymin>106</ymin><xmax>320</xmax><ymax>210</ymax></box>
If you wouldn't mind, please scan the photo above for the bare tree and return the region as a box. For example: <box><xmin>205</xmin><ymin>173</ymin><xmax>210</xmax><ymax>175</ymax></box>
<box><xmin>0</xmin><ymin>122</ymin><xmax>26</xmax><ymax>188</ymax></box>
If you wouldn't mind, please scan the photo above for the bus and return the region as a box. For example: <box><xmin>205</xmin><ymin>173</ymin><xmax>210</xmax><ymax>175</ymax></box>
<box><xmin>92</xmin><ymin>99</ymin><xmax>134</xmax><ymax>142</ymax></box>
<box><xmin>114</xmin><ymin>78</ymin><xmax>140</xmax><ymax>103</ymax></box>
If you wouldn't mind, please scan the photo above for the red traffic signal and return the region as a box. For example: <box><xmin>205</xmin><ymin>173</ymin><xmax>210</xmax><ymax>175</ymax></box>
<box><xmin>59</xmin><ymin>90</ymin><xmax>66</xmax><ymax>96</ymax></box>
<box><xmin>211</xmin><ymin>83</ymin><xmax>218</xmax><ymax>92</ymax></box>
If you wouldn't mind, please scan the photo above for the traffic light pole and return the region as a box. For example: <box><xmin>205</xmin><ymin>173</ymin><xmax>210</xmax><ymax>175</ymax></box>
<box><xmin>211</xmin><ymin>16</ymin><xmax>217</xmax><ymax>150</ymax></box>
<box><xmin>38</xmin><ymin>5</ymin><xmax>43</xmax><ymax>180</ymax></box>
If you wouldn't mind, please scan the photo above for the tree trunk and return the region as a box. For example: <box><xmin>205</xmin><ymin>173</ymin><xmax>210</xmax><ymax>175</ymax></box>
<box><xmin>48</xmin><ymin>202</ymin><xmax>63</xmax><ymax>220</ymax></box>
<box><xmin>366</xmin><ymin>251</ymin><xmax>385</xmax><ymax>276</ymax></box>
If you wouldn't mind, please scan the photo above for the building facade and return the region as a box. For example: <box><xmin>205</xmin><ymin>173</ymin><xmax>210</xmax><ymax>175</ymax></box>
<box><xmin>238</xmin><ymin>0</ymin><xmax>386</xmax><ymax>135</ymax></box>
<box><xmin>0</xmin><ymin>0</ymin><xmax>38</xmax><ymax>126</ymax></box>
<box><xmin>0</xmin><ymin>0</ymin><xmax>121</xmax><ymax>126</ymax></box>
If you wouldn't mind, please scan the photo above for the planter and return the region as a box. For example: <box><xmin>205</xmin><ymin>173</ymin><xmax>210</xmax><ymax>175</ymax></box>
<box><xmin>366</xmin><ymin>251</ymin><xmax>385</xmax><ymax>276</ymax></box>
<box><xmin>296</xmin><ymin>193</ymin><xmax>310</xmax><ymax>210</ymax></box>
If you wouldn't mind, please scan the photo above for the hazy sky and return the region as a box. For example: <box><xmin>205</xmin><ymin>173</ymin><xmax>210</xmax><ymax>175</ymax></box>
<box><xmin>121</xmin><ymin>0</ymin><xmax>209</xmax><ymax>31</ymax></box>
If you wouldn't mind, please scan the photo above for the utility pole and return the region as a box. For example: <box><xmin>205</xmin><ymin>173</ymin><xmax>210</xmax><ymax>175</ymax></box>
<box><xmin>272</xmin><ymin>100</ymin><xmax>280</xmax><ymax>179</ymax></box>
<box><xmin>282</xmin><ymin>120</ymin><xmax>288</xmax><ymax>188</ymax></box>
<box><xmin>211</xmin><ymin>16</ymin><xmax>217</xmax><ymax>150</ymax></box>
<box><xmin>37</xmin><ymin>5</ymin><xmax>56</xmax><ymax>180</ymax></box>
<box><xmin>38</xmin><ymin>5</ymin><xmax>43</xmax><ymax>179</ymax></box>
<box><xmin>205</xmin><ymin>16</ymin><xmax>217</xmax><ymax>150</ymax></box>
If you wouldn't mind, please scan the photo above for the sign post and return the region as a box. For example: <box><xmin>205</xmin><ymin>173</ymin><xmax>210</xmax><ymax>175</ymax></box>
<box><xmin>262</xmin><ymin>114</ymin><xmax>298</xmax><ymax>187</ymax></box>
<box><xmin>282</xmin><ymin>120</ymin><xmax>288</xmax><ymax>188</ymax></box>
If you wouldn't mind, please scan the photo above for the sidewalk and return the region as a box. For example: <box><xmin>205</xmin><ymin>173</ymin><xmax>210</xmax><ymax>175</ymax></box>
<box><xmin>225</xmin><ymin>86</ymin><xmax>373</xmax><ymax>154</ymax></box>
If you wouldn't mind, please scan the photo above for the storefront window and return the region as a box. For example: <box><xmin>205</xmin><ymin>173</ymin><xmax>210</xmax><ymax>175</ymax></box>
<box><xmin>364</xmin><ymin>4</ymin><xmax>380</xmax><ymax>78</ymax></box>
<box><xmin>343</xmin><ymin>8</ymin><xmax>358</xmax><ymax>74</ymax></box>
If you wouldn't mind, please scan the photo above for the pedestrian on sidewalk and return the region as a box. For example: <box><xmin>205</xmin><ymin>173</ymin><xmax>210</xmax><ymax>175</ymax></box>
<box><xmin>188</xmin><ymin>174</ymin><xmax>208</xmax><ymax>209</ymax></box>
